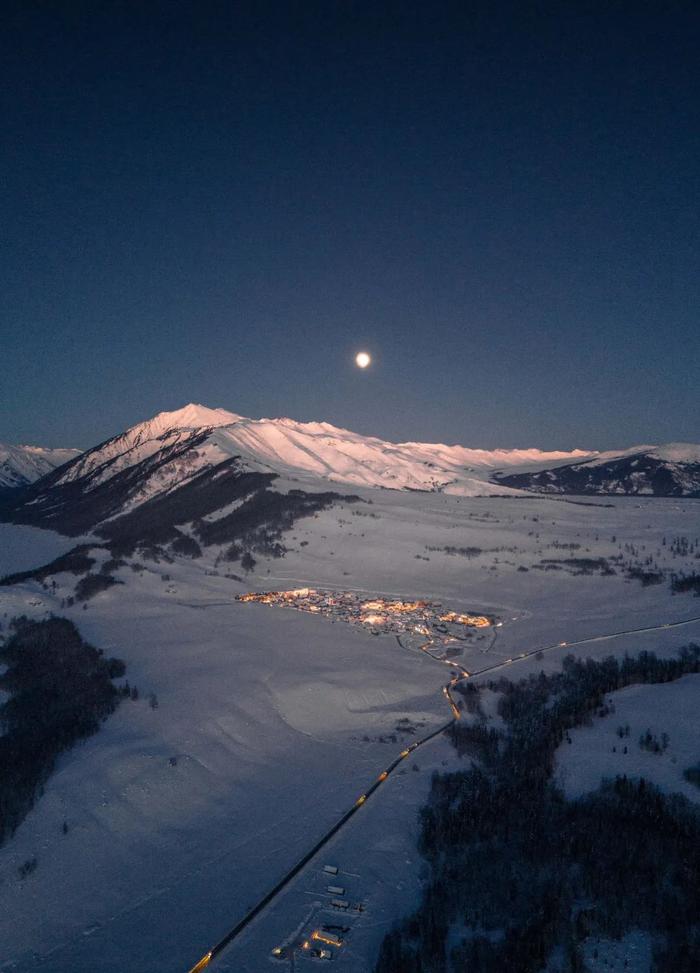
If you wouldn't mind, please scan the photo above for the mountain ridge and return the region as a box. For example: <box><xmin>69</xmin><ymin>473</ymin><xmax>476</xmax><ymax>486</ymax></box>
<box><xmin>0</xmin><ymin>442</ymin><xmax>82</xmax><ymax>489</ymax></box>
<box><xmin>493</xmin><ymin>444</ymin><xmax>700</xmax><ymax>497</ymax></box>
<box><xmin>4</xmin><ymin>401</ymin><xmax>594</xmax><ymax>516</ymax></box>
<box><xmin>2</xmin><ymin>405</ymin><xmax>698</xmax><ymax>540</ymax></box>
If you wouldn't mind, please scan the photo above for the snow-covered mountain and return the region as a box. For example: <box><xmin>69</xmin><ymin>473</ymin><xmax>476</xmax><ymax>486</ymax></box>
<box><xmin>0</xmin><ymin>442</ymin><xmax>81</xmax><ymax>489</ymax></box>
<box><xmin>2</xmin><ymin>404</ymin><xmax>695</xmax><ymax>550</ymax></box>
<box><xmin>0</xmin><ymin>404</ymin><xmax>595</xmax><ymax>539</ymax></box>
<box><xmin>493</xmin><ymin>444</ymin><xmax>700</xmax><ymax>497</ymax></box>
<box><xmin>45</xmin><ymin>402</ymin><xmax>592</xmax><ymax>499</ymax></box>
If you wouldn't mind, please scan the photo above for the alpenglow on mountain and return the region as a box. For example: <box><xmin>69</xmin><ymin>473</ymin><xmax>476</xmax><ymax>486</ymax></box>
<box><xmin>0</xmin><ymin>403</ymin><xmax>594</xmax><ymax>536</ymax></box>
<box><xmin>1</xmin><ymin>405</ymin><xmax>698</xmax><ymax>546</ymax></box>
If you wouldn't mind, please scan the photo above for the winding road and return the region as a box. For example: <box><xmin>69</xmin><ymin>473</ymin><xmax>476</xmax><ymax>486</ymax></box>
<box><xmin>186</xmin><ymin>612</ymin><xmax>700</xmax><ymax>972</ymax></box>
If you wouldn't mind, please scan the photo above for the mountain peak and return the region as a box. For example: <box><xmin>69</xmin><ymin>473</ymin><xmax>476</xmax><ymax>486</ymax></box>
<box><xmin>144</xmin><ymin>403</ymin><xmax>241</xmax><ymax>433</ymax></box>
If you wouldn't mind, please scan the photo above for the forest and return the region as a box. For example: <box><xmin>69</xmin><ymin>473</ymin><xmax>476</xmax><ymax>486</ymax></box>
<box><xmin>375</xmin><ymin>645</ymin><xmax>700</xmax><ymax>973</ymax></box>
<box><xmin>0</xmin><ymin>617</ymin><xmax>126</xmax><ymax>845</ymax></box>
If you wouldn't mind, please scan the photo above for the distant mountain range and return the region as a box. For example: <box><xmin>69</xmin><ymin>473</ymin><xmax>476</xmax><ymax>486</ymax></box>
<box><xmin>0</xmin><ymin>442</ymin><xmax>81</xmax><ymax>489</ymax></box>
<box><xmin>0</xmin><ymin>406</ymin><xmax>697</xmax><ymax>551</ymax></box>
<box><xmin>493</xmin><ymin>444</ymin><xmax>700</xmax><ymax>498</ymax></box>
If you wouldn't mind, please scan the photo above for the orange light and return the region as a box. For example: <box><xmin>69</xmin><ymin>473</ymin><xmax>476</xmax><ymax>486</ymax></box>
<box><xmin>311</xmin><ymin>930</ymin><xmax>343</xmax><ymax>947</ymax></box>
<box><xmin>362</xmin><ymin>613</ymin><xmax>386</xmax><ymax>625</ymax></box>
<box><xmin>439</xmin><ymin>611</ymin><xmax>490</xmax><ymax>627</ymax></box>
<box><xmin>188</xmin><ymin>952</ymin><xmax>213</xmax><ymax>973</ymax></box>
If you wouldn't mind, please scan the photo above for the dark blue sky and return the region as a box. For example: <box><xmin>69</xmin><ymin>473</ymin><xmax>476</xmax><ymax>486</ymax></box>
<box><xmin>2</xmin><ymin>2</ymin><xmax>698</xmax><ymax>450</ymax></box>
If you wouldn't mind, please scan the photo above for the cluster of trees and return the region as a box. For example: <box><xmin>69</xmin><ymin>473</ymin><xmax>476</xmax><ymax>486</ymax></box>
<box><xmin>98</xmin><ymin>456</ymin><xmax>359</xmax><ymax>567</ymax></box>
<box><xmin>375</xmin><ymin>645</ymin><xmax>700</xmax><ymax>973</ymax></box>
<box><xmin>170</xmin><ymin>534</ymin><xmax>202</xmax><ymax>558</ymax></box>
<box><xmin>1</xmin><ymin>547</ymin><xmax>128</xmax><ymax>605</ymax></box>
<box><xmin>100</xmin><ymin>457</ymin><xmax>275</xmax><ymax>554</ymax></box>
<box><xmin>671</xmin><ymin>572</ymin><xmax>700</xmax><ymax>596</ymax></box>
<box><xmin>2</xmin><ymin>457</ymin><xmax>361</xmax><ymax>576</ymax></box>
<box><xmin>668</xmin><ymin>535</ymin><xmax>697</xmax><ymax>557</ymax></box>
<box><xmin>74</xmin><ymin>572</ymin><xmax>122</xmax><ymax>601</ymax></box>
<box><xmin>0</xmin><ymin>545</ymin><xmax>96</xmax><ymax>587</ymax></box>
<box><xmin>0</xmin><ymin>547</ymin><xmax>130</xmax><ymax>602</ymax></box>
<box><xmin>523</xmin><ymin>540</ymin><xmax>700</xmax><ymax>595</ymax></box>
<box><xmin>626</xmin><ymin>566</ymin><xmax>664</xmax><ymax>586</ymax></box>
<box><xmin>536</xmin><ymin>556</ymin><xmax>616</xmax><ymax>576</ymax></box>
<box><xmin>638</xmin><ymin>728</ymin><xmax>670</xmax><ymax>754</ymax></box>
<box><xmin>427</xmin><ymin>546</ymin><xmax>484</xmax><ymax>559</ymax></box>
<box><xmin>198</xmin><ymin>486</ymin><xmax>359</xmax><ymax>566</ymax></box>
<box><xmin>0</xmin><ymin>617</ymin><xmax>126</xmax><ymax>845</ymax></box>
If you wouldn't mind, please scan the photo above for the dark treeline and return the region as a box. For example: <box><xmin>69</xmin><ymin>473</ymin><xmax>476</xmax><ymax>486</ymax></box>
<box><xmin>74</xmin><ymin>573</ymin><xmax>123</xmax><ymax>601</ymax></box>
<box><xmin>0</xmin><ymin>545</ymin><xmax>97</xmax><ymax>587</ymax></box>
<box><xmin>100</xmin><ymin>458</ymin><xmax>274</xmax><ymax>554</ymax></box>
<box><xmin>99</xmin><ymin>456</ymin><xmax>359</xmax><ymax>565</ymax></box>
<box><xmin>0</xmin><ymin>617</ymin><xmax>126</xmax><ymax>844</ymax></box>
<box><xmin>671</xmin><ymin>573</ymin><xmax>700</xmax><ymax>596</ymax></box>
<box><xmin>1</xmin><ymin>476</ymin><xmax>360</xmax><ymax>587</ymax></box>
<box><xmin>199</xmin><ymin>487</ymin><xmax>359</xmax><ymax>566</ymax></box>
<box><xmin>376</xmin><ymin>645</ymin><xmax>700</xmax><ymax>973</ymax></box>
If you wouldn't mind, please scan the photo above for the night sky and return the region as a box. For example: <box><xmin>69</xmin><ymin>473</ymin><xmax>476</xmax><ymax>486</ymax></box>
<box><xmin>2</xmin><ymin>2</ymin><xmax>699</xmax><ymax>450</ymax></box>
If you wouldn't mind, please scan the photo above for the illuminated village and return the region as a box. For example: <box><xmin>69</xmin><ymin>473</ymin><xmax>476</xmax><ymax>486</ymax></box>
<box><xmin>237</xmin><ymin>588</ymin><xmax>491</xmax><ymax>658</ymax></box>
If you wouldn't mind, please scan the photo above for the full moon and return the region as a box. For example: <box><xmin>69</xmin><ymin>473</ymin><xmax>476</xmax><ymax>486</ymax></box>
<box><xmin>355</xmin><ymin>351</ymin><xmax>371</xmax><ymax>369</ymax></box>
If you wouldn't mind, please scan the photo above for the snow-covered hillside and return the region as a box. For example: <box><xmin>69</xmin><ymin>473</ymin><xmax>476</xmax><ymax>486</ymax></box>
<box><xmin>1</xmin><ymin>407</ymin><xmax>698</xmax><ymax>973</ymax></box>
<box><xmin>0</xmin><ymin>404</ymin><xmax>594</xmax><ymax>537</ymax></box>
<box><xmin>0</xmin><ymin>442</ymin><xmax>81</xmax><ymax>488</ymax></box>
<box><xmin>43</xmin><ymin>402</ymin><xmax>592</xmax><ymax>499</ymax></box>
<box><xmin>2</xmin><ymin>486</ymin><xmax>700</xmax><ymax>973</ymax></box>
<box><xmin>52</xmin><ymin>404</ymin><xmax>240</xmax><ymax>488</ymax></box>
<box><xmin>3</xmin><ymin>403</ymin><xmax>697</xmax><ymax>550</ymax></box>
<box><xmin>494</xmin><ymin>443</ymin><xmax>700</xmax><ymax>497</ymax></box>
<box><xmin>207</xmin><ymin>416</ymin><xmax>591</xmax><ymax>493</ymax></box>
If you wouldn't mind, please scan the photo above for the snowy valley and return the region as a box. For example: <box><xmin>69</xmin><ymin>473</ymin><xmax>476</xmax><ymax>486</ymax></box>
<box><xmin>0</xmin><ymin>405</ymin><xmax>698</xmax><ymax>973</ymax></box>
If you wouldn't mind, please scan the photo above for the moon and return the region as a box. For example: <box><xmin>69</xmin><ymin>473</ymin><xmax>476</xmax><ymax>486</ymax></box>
<box><xmin>355</xmin><ymin>351</ymin><xmax>371</xmax><ymax>369</ymax></box>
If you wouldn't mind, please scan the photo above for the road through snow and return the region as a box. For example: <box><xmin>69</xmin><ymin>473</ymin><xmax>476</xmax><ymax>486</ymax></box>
<box><xmin>186</xmin><ymin>612</ymin><xmax>700</xmax><ymax>972</ymax></box>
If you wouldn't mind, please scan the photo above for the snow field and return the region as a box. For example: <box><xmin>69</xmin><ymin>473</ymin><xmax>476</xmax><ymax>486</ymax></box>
<box><xmin>0</xmin><ymin>563</ymin><xmax>451</xmax><ymax>972</ymax></box>
<box><xmin>555</xmin><ymin>674</ymin><xmax>700</xmax><ymax>805</ymax></box>
<box><xmin>0</xmin><ymin>491</ymin><xmax>699</xmax><ymax>972</ymax></box>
